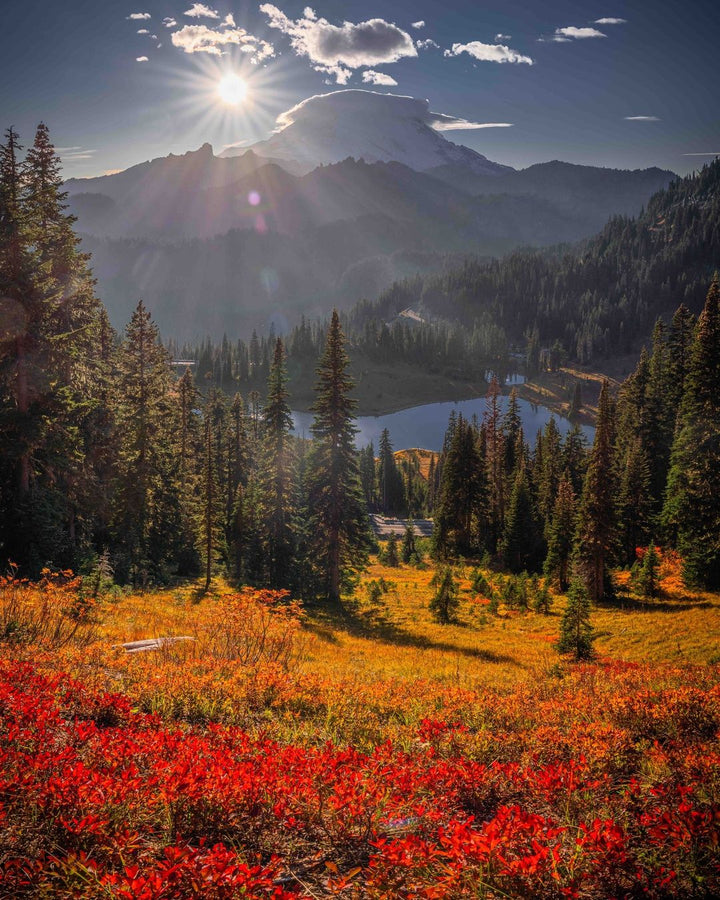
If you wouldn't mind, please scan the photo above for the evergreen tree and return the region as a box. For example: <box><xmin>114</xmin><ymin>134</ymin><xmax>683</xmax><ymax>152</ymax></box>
<box><xmin>562</xmin><ymin>424</ymin><xmax>588</xmax><ymax>498</ymax></box>
<box><xmin>112</xmin><ymin>300</ymin><xmax>181</xmax><ymax>582</ymax></box>
<box><xmin>305</xmin><ymin>310</ymin><xmax>373</xmax><ymax>603</ymax></box>
<box><xmin>616</xmin><ymin>437</ymin><xmax>653</xmax><ymax>566</ymax></box>
<box><xmin>642</xmin><ymin>321</ymin><xmax>674</xmax><ymax>519</ymax></box>
<box><xmin>573</xmin><ymin>380</ymin><xmax>617</xmax><ymax>604</ymax></box>
<box><xmin>378</xmin><ymin>428</ymin><xmax>405</xmax><ymax>514</ymax></box>
<box><xmin>483</xmin><ymin>377</ymin><xmax>506</xmax><ymax>551</ymax></box>
<box><xmin>384</xmin><ymin>533</ymin><xmax>400</xmax><ymax>567</ymax></box>
<box><xmin>258</xmin><ymin>338</ymin><xmax>295</xmax><ymax>588</ymax></box>
<box><xmin>429</xmin><ymin>565</ymin><xmax>459</xmax><ymax>624</ymax></box>
<box><xmin>537</xmin><ymin>417</ymin><xmax>562</xmax><ymax>538</ymax></box>
<box><xmin>401</xmin><ymin>519</ymin><xmax>419</xmax><ymax>564</ymax></box>
<box><xmin>558</xmin><ymin>578</ymin><xmax>594</xmax><ymax>660</ymax></box>
<box><xmin>667</xmin><ymin>304</ymin><xmax>695</xmax><ymax>416</ymax></box>
<box><xmin>0</xmin><ymin>124</ymin><xmax>104</xmax><ymax>572</ymax></box>
<box><xmin>544</xmin><ymin>472</ymin><xmax>576</xmax><ymax>592</ymax></box>
<box><xmin>359</xmin><ymin>442</ymin><xmax>377</xmax><ymax>509</ymax></box>
<box><xmin>433</xmin><ymin>415</ymin><xmax>488</xmax><ymax>558</ymax></box>
<box><xmin>635</xmin><ymin>542</ymin><xmax>660</xmax><ymax>599</ymax></box>
<box><xmin>200</xmin><ymin>394</ymin><xmax>224</xmax><ymax>591</ymax></box>
<box><xmin>569</xmin><ymin>382</ymin><xmax>582</xmax><ymax>420</ymax></box>
<box><xmin>174</xmin><ymin>367</ymin><xmax>202</xmax><ymax>576</ymax></box>
<box><xmin>503</xmin><ymin>387</ymin><xmax>523</xmax><ymax>476</ymax></box>
<box><xmin>501</xmin><ymin>463</ymin><xmax>543</xmax><ymax>573</ymax></box>
<box><xmin>663</xmin><ymin>277</ymin><xmax>720</xmax><ymax>588</ymax></box>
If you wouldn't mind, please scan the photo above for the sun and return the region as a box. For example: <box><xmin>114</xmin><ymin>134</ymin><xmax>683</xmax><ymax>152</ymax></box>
<box><xmin>217</xmin><ymin>74</ymin><xmax>247</xmax><ymax>106</ymax></box>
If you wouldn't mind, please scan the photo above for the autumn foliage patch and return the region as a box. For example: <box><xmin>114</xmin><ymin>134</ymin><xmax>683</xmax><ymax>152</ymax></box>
<box><xmin>0</xmin><ymin>654</ymin><xmax>718</xmax><ymax>897</ymax></box>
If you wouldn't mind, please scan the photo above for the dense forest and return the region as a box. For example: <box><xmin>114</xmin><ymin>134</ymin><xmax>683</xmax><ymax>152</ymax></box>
<box><xmin>2</xmin><ymin>125</ymin><xmax>720</xmax><ymax>607</ymax></box>
<box><xmin>349</xmin><ymin>160</ymin><xmax>720</xmax><ymax>364</ymax></box>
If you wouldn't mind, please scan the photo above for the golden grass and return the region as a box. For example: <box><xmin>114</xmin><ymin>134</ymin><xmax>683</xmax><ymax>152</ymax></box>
<box><xmin>83</xmin><ymin>558</ymin><xmax>720</xmax><ymax>697</ymax></box>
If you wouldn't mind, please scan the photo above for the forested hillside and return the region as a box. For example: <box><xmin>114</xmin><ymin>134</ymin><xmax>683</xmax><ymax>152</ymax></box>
<box><xmin>353</xmin><ymin>160</ymin><xmax>720</xmax><ymax>363</ymax></box>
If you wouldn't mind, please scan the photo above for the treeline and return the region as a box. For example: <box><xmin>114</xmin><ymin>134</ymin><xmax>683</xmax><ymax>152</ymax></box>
<box><xmin>172</xmin><ymin>310</ymin><xmax>511</xmax><ymax>397</ymax></box>
<box><xmin>425</xmin><ymin>280</ymin><xmax>720</xmax><ymax>594</ymax></box>
<box><xmin>350</xmin><ymin>160</ymin><xmax>720</xmax><ymax>365</ymax></box>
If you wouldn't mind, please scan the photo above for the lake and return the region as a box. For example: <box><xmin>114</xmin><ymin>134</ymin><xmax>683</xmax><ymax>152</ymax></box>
<box><xmin>292</xmin><ymin>387</ymin><xmax>595</xmax><ymax>452</ymax></box>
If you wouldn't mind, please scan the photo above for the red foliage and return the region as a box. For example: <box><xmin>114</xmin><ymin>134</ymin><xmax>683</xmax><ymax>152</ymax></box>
<box><xmin>0</xmin><ymin>661</ymin><xmax>718</xmax><ymax>897</ymax></box>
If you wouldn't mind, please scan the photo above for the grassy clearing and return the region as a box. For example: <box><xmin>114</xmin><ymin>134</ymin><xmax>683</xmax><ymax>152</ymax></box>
<box><xmin>69</xmin><ymin>554</ymin><xmax>720</xmax><ymax>699</ymax></box>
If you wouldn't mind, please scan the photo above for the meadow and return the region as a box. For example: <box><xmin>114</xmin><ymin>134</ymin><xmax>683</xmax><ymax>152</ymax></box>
<box><xmin>1</xmin><ymin>555</ymin><xmax>719</xmax><ymax>898</ymax></box>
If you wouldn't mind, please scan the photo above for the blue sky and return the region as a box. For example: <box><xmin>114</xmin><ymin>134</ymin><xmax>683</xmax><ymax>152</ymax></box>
<box><xmin>3</xmin><ymin>0</ymin><xmax>718</xmax><ymax>177</ymax></box>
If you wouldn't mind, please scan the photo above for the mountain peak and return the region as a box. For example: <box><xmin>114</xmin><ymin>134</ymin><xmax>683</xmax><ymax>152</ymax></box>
<box><xmin>221</xmin><ymin>90</ymin><xmax>513</xmax><ymax>177</ymax></box>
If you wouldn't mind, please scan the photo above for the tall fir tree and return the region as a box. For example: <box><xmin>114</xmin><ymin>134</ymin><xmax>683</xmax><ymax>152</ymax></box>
<box><xmin>305</xmin><ymin>310</ymin><xmax>373</xmax><ymax>603</ymax></box>
<box><xmin>663</xmin><ymin>277</ymin><xmax>720</xmax><ymax>588</ymax></box>
<box><xmin>616</xmin><ymin>437</ymin><xmax>653</xmax><ymax>566</ymax></box>
<box><xmin>377</xmin><ymin>428</ymin><xmax>405</xmax><ymax>514</ymax></box>
<box><xmin>112</xmin><ymin>300</ymin><xmax>182</xmax><ymax>582</ymax></box>
<box><xmin>433</xmin><ymin>415</ymin><xmax>488</xmax><ymax>558</ymax></box>
<box><xmin>258</xmin><ymin>338</ymin><xmax>296</xmax><ymax>588</ymax></box>
<box><xmin>573</xmin><ymin>379</ymin><xmax>617</xmax><ymax>604</ymax></box>
<box><xmin>558</xmin><ymin>578</ymin><xmax>594</xmax><ymax>660</ymax></box>
<box><xmin>667</xmin><ymin>304</ymin><xmax>696</xmax><ymax>416</ymax></box>
<box><xmin>544</xmin><ymin>471</ymin><xmax>576</xmax><ymax>592</ymax></box>
<box><xmin>0</xmin><ymin>124</ymin><xmax>104</xmax><ymax>572</ymax></box>
<box><xmin>501</xmin><ymin>462</ymin><xmax>543</xmax><ymax>573</ymax></box>
<box><xmin>483</xmin><ymin>377</ymin><xmax>506</xmax><ymax>552</ymax></box>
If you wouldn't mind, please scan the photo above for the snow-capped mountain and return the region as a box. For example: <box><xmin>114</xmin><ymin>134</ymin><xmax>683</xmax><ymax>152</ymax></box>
<box><xmin>221</xmin><ymin>90</ymin><xmax>513</xmax><ymax>176</ymax></box>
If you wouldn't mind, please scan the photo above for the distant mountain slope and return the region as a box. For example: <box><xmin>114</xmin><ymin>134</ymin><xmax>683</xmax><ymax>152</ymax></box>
<box><xmin>222</xmin><ymin>90</ymin><xmax>513</xmax><ymax>176</ymax></box>
<box><xmin>67</xmin><ymin>154</ymin><xmax>601</xmax><ymax>244</ymax></box>
<box><xmin>352</xmin><ymin>160</ymin><xmax>720</xmax><ymax>364</ymax></box>
<box><xmin>427</xmin><ymin>160</ymin><xmax>675</xmax><ymax>233</ymax></box>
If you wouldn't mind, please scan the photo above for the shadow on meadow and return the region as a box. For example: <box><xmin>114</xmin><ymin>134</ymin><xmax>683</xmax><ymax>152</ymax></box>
<box><xmin>602</xmin><ymin>593</ymin><xmax>714</xmax><ymax>614</ymax></box>
<box><xmin>305</xmin><ymin>600</ymin><xmax>522</xmax><ymax>666</ymax></box>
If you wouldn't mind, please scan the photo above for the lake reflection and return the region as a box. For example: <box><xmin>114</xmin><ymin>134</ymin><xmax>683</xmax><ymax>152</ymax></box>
<box><xmin>292</xmin><ymin>391</ymin><xmax>594</xmax><ymax>452</ymax></box>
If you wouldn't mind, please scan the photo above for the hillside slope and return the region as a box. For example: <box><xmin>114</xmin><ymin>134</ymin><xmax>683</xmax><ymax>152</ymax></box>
<box><xmin>352</xmin><ymin>160</ymin><xmax>720</xmax><ymax>363</ymax></box>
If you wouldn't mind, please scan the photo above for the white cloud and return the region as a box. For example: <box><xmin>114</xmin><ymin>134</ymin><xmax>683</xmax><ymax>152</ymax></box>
<box><xmin>594</xmin><ymin>18</ymin><xmax>627</xmax><ymax>24</ymax></box>
<box><xmin>411</xmin><ymin>21</ymin><xmax>425</xmax><ymax>29</ymax></box>
<box><xmin>555</xmin><ymin>26</ymin><xmax>606</xmax><ymax>39</ymax></box>
<box><xmin>171</xmin><ymin>23</ymin><xmax>274</xmax><ymax>59</ymax></box>
<box><xmin>362</xmin><ymin>70</ymin><xmax>398</xmax><ymax>86</ymax></box>
<box><xmin>163</xmin><ymin>17</ymin><xmax>177</xmax><ymax>27</ymax></box>
<box><xmin>57</xmin><ymin>147</ymin><xmax>96</xmax><ymax>159</ymax></box>
<box><xmin>136</xmin><ymin>56</ymin><xmax>149</xmax><ymax>62</ymax></box>
<box><xmin>127</xmin><ymin>12</ymin><xmax>151</xmax><ymax>20</ymax></box>
<box><xmin>223</xmin><ymin>13</ymin><xmax>235</xmax><ymax>27</ymax></box>
<box><xmin>624</xmin><ymin>116</ymin><xmax>660</xmax><ymax>121</ymax></box>
<box><xmin>445</xmin><ymin>41</ymin><xmax>533</xmax><ymax>65</ymax></box>
<box><xmin>137</xmin><ymin>29</ymin><xmax>149</xmax><ymax>34</ymax></box>
<box><xmin>260</xmin><ymin>4</ymin><xmax>417</xmax><ymax>81</ymax></box>
<box><xmin>434</xmin><ymin>120</ymin><xmax>513</xmax><ymax>131</ymax></box>
<box><xmin>303</xmin><ymin>7</ymin><xmax>316</xmax><ymax>19</ymax></box>
<box><xmin>274</xmin><ymin>90</ymin><xmax>514</xmax><ymax>136</ymax></box>
<box><xmin>184</xmin><ymin>3</ymin><xmax>219</xmax><ymax>19</ymax></box>
<box><xmin>494</xmin><ymin>33</ymin><xmax>511</xmax><ymax>41</ymax></box>
<box><xmin>314</xmin><ymin>64</ymin><xmax>352</xmax><ymax>84</ymax></box>
<box><xmin>416</xmin><ymin>38</ymin><xmax>439</xmax><ymax>50</ymax></box>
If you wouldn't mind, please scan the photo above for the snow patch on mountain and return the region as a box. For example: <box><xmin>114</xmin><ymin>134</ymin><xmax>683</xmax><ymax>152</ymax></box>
<box><xmin>221</xmin><ymin>90</ymin><xmax>513</xmax><ymax>176</ymax></box>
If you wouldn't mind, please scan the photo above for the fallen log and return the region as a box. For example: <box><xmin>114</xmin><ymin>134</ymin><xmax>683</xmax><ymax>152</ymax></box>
<box><xmin>115</xmin><ymin>636</ymin><xmax>196</xmax><ymax>654</ymax></box>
